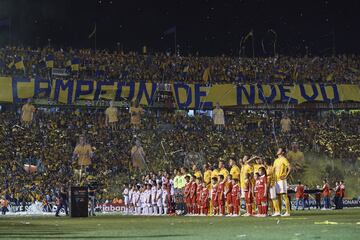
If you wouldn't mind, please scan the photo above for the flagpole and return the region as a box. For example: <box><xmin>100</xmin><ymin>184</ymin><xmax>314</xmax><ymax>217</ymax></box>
<box><xmin>9</xmin><ymin>17</ymin><xmax>12</xmax><ymax>46</ymax></box>
<box><xmin>95</xmin><ymin>23</ymin><xmax>97</xmax><ymax>52</ymax></box>
<box><xmin>174</xmin><ymin>28</ymin><xmax>177</xmax><ymax>55</ymax></box>
<box><xmin>252</xmin><ymin>29</ymin><xmax>255</xmax><ymax>58</ymax></box>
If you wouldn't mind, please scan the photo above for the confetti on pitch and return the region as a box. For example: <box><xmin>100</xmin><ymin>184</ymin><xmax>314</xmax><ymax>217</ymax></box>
<box><xmin>236</xmin><ymin>234</ymin><xmax>247</xmax><ymax>238</ymax></box>
<box><xmin>277</xmin><ymin>220</ymin><xmax>280</xmax><ymax>224</ymax></box>
<box><xmin>314</xmin><ymin>221</ymin><xmax>338</xmax><ymax>225</ymax></box>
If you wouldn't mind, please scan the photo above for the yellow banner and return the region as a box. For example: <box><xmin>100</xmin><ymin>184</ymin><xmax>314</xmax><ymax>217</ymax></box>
<box><xmin>0</xmin><ymin>77</ymin><xmax>359</xmax><ymax>109</ymax></box>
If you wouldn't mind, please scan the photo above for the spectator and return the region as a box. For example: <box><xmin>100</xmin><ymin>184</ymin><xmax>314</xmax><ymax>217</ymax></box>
<box><xmin>131</xmin><ymin>139</ymin><xmax>146</xmax><ymax>171</ymax></box>
<box><xmin>21</xmin><ymin>99</ymin><xmax>36</xmax><ymax>126</ymax></box>
<box><xmin>212</xmin><ymin>102</ymin><xmax>225</xmax><ymax>131</ymax></box>
<box><xmin>105</xmin><ymin>100</ymin><xmax>119</xmax><ymax>130</ymax></box>
<box><xmin>280</xmin><ymin>114</ymin><xmax>291</xmax><ymax>133</ymax></box>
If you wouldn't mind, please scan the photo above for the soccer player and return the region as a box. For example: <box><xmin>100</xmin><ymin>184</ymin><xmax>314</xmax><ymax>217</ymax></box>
<box><xmin>243</xmin><ymin>173</ymin><xmax>253</xmax><ymax>217</ymax></box>
<box><xmin>273</xmin><ymin>147</ymin><xmax>291</xmax><ymax>217</ymax></box>
<box><xmin>339</xmin><ymin>180</ymin><xmax>345</xmax><ymax>209</ymax></box>
<box><xmin>217</xmin><ymin>174</ymin><xmax>226</xmax><ymax>215</ymax></box>
<box><xmin>162</xmin><ymin>182</ymin><xmax>169</xmax><ymax>214</ymax></box>
<box><xmin>229</xmin><ymin>158</ymin><xmax>240</xmax><ymax>181</ymax></box>
<box><xmin>192</xmin><ymin>164</ymin><xmax>203</xmax><ymax>179</ymax></box>
<box><xmin>133</xmin><ymin>185</ymin><xmax>141</xmax><ymax>215</ymax></box>
<box><xmin>196</xmin><ymin>178</ymin><xmax>203</xmax><ymax>215</ymax></box>
<box><xmin>322</xmin><ymin>179</ymin><xmax>330</xmax><ymax>209</ymax></box>
<box><xmin>211</xmin><ymin>177</ymin><xmax>219</xmax><ymax>216</ymax></box>
<box><xmin>156</xmin><ymin>183</ymin><xmax>163</xmax><ymax>215</ymax></box>
<box><xmin>189</xmin><ymin>175</ymin><xmax>197</xmax><ymax>215</ymax></box>
<box><xmin>203</xmin><ymin>164</ymin><xmax>212</xmax><ymax>187</ymax></box>
<box><xmin>225</xmin><ymin>174</ymin><xmax>233</xmax><ymax>215</ymax></box>
<box><xmin>183</xmin><ymin>175</ymin><xmax>191</xmax><ymax>215</ymax></box>
<box><xmin>255</xmin><ymin>167</ymin><xmax>268</xmax><ymax>217</ymax></box>
<box><xmin>200</xmin><ymin>181</ymin><xmax>210</xmax><ymax>215</ymax></box>
<box><xmin>122</xmin><ymin>185</ymin><xmax>130</xmax><ymax>214</ymax></box>
<box><xmin>105</xmin><ymin>100</ymin><xmax>119</xmax><ymax>130</ymax></box>
<box><xmin>295</xmin><ymin>181</ymin><xmax>305</xmax><ymax>211</ymax></box>
<box><xmin>231</xmin><ymin>178</ymin><xmax>241</xmax><ymax>216</ymax></box>
<box><xmin>218</xmin><ymin>161</ymin><xmax>229</xmax><ymax>179</ymax></box>
<box><xmin>151</xmin><ymin>183</ymin><xmax>157</xmax><ymax>214</ymax></box>
<box><xmin>265</xmin><ymin>158</ymin><xmax>278</xmax><ymax>215</ymax></box>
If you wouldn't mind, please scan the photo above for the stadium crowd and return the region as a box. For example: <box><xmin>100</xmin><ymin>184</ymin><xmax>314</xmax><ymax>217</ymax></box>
<box><xmin>0</xmin><ymin>100</ymin><xmax>358</xmax><ymax>214</ymax></box>
<box><xmin>1</xmin><ymin>46</ymin><xmax>360</xmax><ymax>83</ymax></box>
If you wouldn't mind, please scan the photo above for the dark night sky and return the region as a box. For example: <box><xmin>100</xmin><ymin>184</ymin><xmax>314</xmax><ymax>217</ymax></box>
<box><xmin>0</xmin><ymin>0</ymin><xmax>359</xmax><ymax>56</ymax></box>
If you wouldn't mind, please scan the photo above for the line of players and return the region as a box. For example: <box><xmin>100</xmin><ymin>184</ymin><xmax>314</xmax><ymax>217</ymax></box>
<box><xmin>122</xmin><ymin>147</ymin><xmax>291</xmax><ymax>217</ymax></box>
<box><xmin>183</xmin><ymin>167</ymin><xmax>268</xmax><ymax>217</ymax></box>
<box><xmin>122</xmin><ymin>177</ymin><xmax>173</xmax><ymax>215</ymax></box>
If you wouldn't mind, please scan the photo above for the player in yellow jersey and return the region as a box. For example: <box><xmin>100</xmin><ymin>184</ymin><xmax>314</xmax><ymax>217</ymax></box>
<box><xmin>192</xmin><ymin>164</ymin><xmax>203</xmax><ymax>179</ymax></box>
<box><xmin>211</xmin><ymin>164</ymin><xmax>219</xmax><ymax>179</ymax></box>
<box><xmin>218</xmin><ymin>160</ymin><xmax>229</xmax><ymax>179</ymax></box>
<box><xmin>203</xmin><ymin>164</ymin><xmax>212</xmax><ymax>187</ymax></box>
<box><xmin>265</xmin><ymin>158</ymin><xmax>277</xmax><ymax>215</ymax></box>
<box><xmin>253</xmin><ymin>157</ymin><xmax>265</xmax><ymax>175</ymax></box>
<box><xmin>229</xmin><ymin>158</ymin><xmax>240</xmax><ymax>180</ymax></box>
<box><xmin>273</xmin><ymin>147</ymin><xmax>292</xmax><ymax>217</ymax></box>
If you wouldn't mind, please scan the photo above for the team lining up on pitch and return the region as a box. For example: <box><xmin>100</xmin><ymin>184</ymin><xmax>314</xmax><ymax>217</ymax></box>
<box><xmin>119</xmin><ymin>152</ymin><xmax>345</xmax><ymax>217</ymax></box>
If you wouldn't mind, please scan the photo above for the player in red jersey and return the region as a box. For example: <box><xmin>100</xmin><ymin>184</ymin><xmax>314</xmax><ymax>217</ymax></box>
<box><xmin>243</xmin><ymin>173</ymin><xmax>253</xmax><ymax>216</ymax></box>
<box><xmin>196</xmin><ymin>178</ymin><xmax>203</xmax><ymax>215</ymax></box>
<box><xmin>200</xmin><ymin>180</ymin><xmax>210</xmax><ymax>215</ymax></box>
<box><xmin>217</xmin><ymin>174</ymin><xmax>226</xmax><ymax>215</ymax></box>
<box><xmin>225</xmin><ymin>175</ymin><xmax>233</xmax><ymax>215</ymax></box>
<box><xmin>211</xmin><ymin>177</ymin><xmax>219</xmax><ymax>215</ymax></box>
<box><xmin>322</xmin><ymin>179</ymin><xmax>330</xmax><ymax>209</ymax></box>
<box><xmin>255</xmin><ymin>167</ymin><xmax>268</xmax><ymax>217</ymax></box>
<box><xmin>231</xmin><ymin>178</ymin><xmax>241</xmax><ymax>216</ymax></box>
<box><xmin>183</xmin><ymin>175</ymin><xmax>191</xmax><ymax>214</ymax></box>
<box><xmin>189</xmin><ymin>175</ymin><xmax>197</xmax><ymax>215</ymax></box>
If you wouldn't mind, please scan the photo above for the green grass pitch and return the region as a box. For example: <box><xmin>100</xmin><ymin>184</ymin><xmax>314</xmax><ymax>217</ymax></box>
<box><xmin>0</xmin><ymin>209</ymin><xmax>359</xmax><ymax>240</ymax></box>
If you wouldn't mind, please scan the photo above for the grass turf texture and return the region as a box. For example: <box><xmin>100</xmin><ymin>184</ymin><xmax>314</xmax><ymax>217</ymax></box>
<box><xmin>0</xmin><ymin>209</ymin><xmax>360</xmax><ymax>240</ymax></box>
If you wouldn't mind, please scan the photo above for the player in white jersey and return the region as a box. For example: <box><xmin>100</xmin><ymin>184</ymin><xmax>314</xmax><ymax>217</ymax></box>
<box><xmin>133</xmin><ymin>186</ymin><xmax>141</xmax><ymax>215</ymax></box>
<box><xmin>122</xmin><ymin>185</ymin><xmax>129</xmax><ymax>214</ymax></box>
<box><xmin>156</xmin><ymin>183</ymin><xmax>163</xmax><ymax>215</ymax></box>
<box><xmin>128</xmin><ymin>185</ymin><xmax>134</xmax><ymax>214</ymax></box>
<box><xmin>162</xmin><ymin>183</ymin><xmax>169</xmax><ymax>215</ymax></box>
<box><xmin>140</xmin><ymin>186</ymin><xmax>146</xmax><ymax>215</ymax></box>
<box><xmin>151</xmin><ymin>183</ymin><xmax>158</xmax><ymax>215</ymax></box>
<box><xmin>144</xmin><ymin>184</ymin><xmax>152</xmax><ymax>215</ymax></box>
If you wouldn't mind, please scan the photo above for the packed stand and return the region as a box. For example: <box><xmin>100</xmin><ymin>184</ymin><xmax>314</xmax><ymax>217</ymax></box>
<box><xmin>1</xmin><ymin>46</ymin><xmax>360</xmax><ymax>83</ymax></box>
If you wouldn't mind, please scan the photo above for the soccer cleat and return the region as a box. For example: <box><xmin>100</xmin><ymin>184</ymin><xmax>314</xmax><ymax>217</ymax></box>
<box><xmin>281</xmin><ymin>212</ymin><xmax>290</xmax><ymax>217</ymax></box>
<box><xmin>271</xmin><ymin>212</ymin><xmax>281</xmax><ymax>217</ymax></box>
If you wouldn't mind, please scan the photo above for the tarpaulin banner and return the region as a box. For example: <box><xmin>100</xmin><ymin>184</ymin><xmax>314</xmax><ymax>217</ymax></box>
<box><xmin>1</xmin><ymin>76</ymin><xmax>359</xmax><ymax>109</ymax></box>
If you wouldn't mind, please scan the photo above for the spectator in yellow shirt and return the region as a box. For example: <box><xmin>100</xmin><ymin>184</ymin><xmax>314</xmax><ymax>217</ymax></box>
<box><xmin>287</xmin><ymin>142</ymin><xmax>305</xmax><ymax>173</ymax></box>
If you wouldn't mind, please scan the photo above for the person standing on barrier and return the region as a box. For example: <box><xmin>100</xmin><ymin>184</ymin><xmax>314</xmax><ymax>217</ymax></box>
<box><xmin>55</xmin><ymin>186</ymin><xmax>69</xmax><ymax>217</ymax></box>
